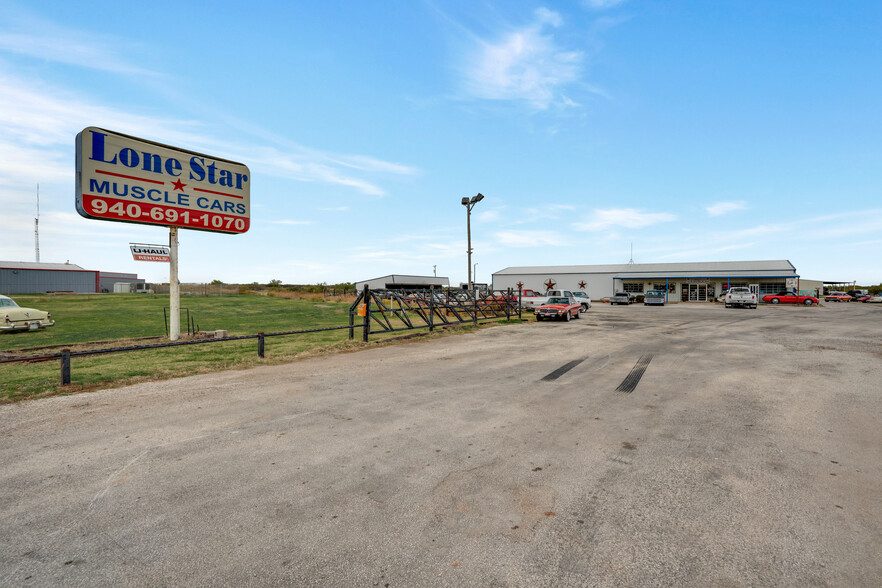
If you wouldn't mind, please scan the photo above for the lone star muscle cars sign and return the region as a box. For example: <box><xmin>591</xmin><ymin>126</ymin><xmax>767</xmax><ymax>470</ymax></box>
<box><xmin>76</xmin><ymin>127</ymin><xmax>250</xmax><ymax>234</ymax></box>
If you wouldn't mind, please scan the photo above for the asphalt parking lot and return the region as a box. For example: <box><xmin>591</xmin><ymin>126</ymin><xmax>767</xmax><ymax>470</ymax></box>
<box><xmin>1</xmin><ymin>302</ymin><xmax>880</xmax><ymax>587</ymax></box>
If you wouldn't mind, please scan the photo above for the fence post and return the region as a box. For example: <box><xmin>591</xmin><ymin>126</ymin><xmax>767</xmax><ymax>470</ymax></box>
<box><xmin>258</xmin><ymin>333</ymin><xmax>265</xmax><ymax>358</ymax></box>
<box><xmin>473</xmin><ymin>289</ymin><xmax>478</xmax><ymax>325</ymax></box>
<box><xmin>60</xmin><ymin>349</ymin><xmax>71</xmax><ymax>386</ymax></box>
<box><xmin>506</xmin><ymin>288</ymin><xmax>511</xmax><ymax>320</ymax></box>
<box><xmin>428</xmin><ymin>288</ymin><xmax>435</xmax><ymax>332</ymax></box>
<box><xmin>518</xmin><ymin>286</ymin><xmax>522</xmax><ymax>319</ymax></box>
<box><xmin>362</xmin><ymin>285</ymin><xmax>371</xmax><ymax>342</ymax></box>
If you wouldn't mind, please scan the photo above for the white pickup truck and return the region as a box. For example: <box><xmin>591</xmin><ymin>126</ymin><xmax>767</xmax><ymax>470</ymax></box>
<box><xmin>724</xmin><ymin>287</ymin><xmax>757</xmax><ymax>309</ymax></box>
<box><xmin>571</xmin><ymin>291</ymin><xmax>592</xmax><ymax>311</ymax></box>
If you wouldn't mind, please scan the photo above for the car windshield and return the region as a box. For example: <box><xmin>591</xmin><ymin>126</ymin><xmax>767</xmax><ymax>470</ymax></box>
<box><xmin>0</xmin><ymin>298</ymin><xmax>19</xmax><ymax>308</ymax></box>
<box><xmin>647</xmin><ymin>292</ymin><xmax>663</xmax><ymax>297</ymax></box>
<box><xmin>547</xmin><ymin>298</ymin><xmax>568</xmax><ymax>304</ymax></box>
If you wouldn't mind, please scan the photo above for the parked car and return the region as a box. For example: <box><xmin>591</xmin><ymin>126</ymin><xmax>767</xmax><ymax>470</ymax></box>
<box><xmin>725</xmin><ymin>287</ymin><xmax>758</xmax><ymax>309</ymax></box>
<box><xmin>846</xmin><ymin>289</ymin><xmax>868</xmax><ymax>299</ymax></box>
<box><xmin>571</xmin><ymin>291</ymin><xmax>592</xmax><ymax>311</ymax></box>
<box><xmin>535</xmin><ymin>296</ymin><xmax>581</xmax><ymax>321</ymax></box>
<box><xmin>762</xmin><ymin>291</ymin><xmax>819</xmax><ymax>306</ymax></box>
<box><xmin>824</xmin><ymin>292</ymin><xmax>852</xmax><ymax>302</ymax></box>
<box><xmin>865</xmin><ymin>295</ymin><xmax>882</xmax><ymax>303</ymax></box>
<box><xmin>0</xmin><ymin>295</ymin><xmax>55</xmax><ymax>331</ymax></box>
<box><xmin>643</xmin><ymin>290</ymin><xmax>666</xmax><ymax>306</ymax></box>
<box><xmin>516</xmin><ymin>289</ymin><xmax>547</xmax><ymax>310</ymax></box>
<box><xmin>854</xmin><ymin>295</ymin><xmax>873</xmax><ymax>303</ymax></box>
<box><xmin>610</xmin><ymin>292</ymin><xmax>633</xmax><ymax>305</ymax></box>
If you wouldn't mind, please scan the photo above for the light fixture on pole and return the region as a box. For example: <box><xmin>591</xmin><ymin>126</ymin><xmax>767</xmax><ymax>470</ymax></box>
<box><xmin>461</xmin><ymin>193</ymin><xmax>484</xmax><ymax>292</ymax></box>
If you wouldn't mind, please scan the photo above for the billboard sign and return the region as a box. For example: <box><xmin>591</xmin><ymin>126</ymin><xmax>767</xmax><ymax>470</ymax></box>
<box><xmin>76</xmin><ymin>127</ymin><xmax>250</xmax><ymax>234</ymax></box>
<box><xmin>130</xmin><ymin>244</ymin><xmax>171</xmax><ymax>262</ymax></box>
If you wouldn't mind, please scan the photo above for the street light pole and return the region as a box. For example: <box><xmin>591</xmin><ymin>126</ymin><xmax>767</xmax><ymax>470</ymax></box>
<box><xmin>461</xmin><ymin>193</ymin><xmax>484</xmax><ymax>292</ymax></box>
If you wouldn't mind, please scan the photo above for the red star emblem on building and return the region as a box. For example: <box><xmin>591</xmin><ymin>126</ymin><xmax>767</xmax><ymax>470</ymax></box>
<box><xmin>171</xmin><ymin>179</ymin><xmax>187</xmax><ymax>192</ymax></box>
<box><xmin>578</xmin><ymin>281</ymin><xmax>586</xmax><ymax>289</ymax></box>
<box><xmin>544</xmin><ymin>279</ymin><xmax>556</xmax><ymax>290</ymax></box>
<box><xmin>516</xmin><ymin>282</ymin><xmax>524</xmax><ymax>290</ymax></box>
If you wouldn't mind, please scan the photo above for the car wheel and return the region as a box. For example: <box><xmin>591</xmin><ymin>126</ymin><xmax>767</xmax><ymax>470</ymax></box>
<box><xmin>536</xmin><ymin>315</ymin><xmax>543</xmax><ymax>321</ymax></box>
<box><xmin>581</xmin><ymin>303</ymin><xmax>589</xmax><ymax>311</ymax></box>
<box><xmin>565</xmin><ymin>311</ymin><xmax>571</xmax><ymax>321</ymax></box>
<box><xmin>804</xmin><ymin>299</ymin><xmax>813</xmax><ymax>305</ymax></box>
<box><xmin>771</xmin><ymin>298</ymin><xmax>780</xmax><ymax>304</ymax></box>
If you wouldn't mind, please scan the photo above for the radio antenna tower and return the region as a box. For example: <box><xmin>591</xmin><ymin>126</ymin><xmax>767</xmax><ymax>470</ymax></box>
<box><xmin>35</xmin><ymin>184</ymin><xmax>40</xmax><ymax>263</ymax></box>
<box><xmin>628</xmin><ymin>242</ymin><xmax>634</xmax><ymax>265</ymax></box>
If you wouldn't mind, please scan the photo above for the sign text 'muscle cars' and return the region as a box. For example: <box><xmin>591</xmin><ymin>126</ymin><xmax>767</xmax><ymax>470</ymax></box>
<box><xmin>76</xmin><ymin>127</ymin><xmax>251</xmax><ymax>234</ymax></box>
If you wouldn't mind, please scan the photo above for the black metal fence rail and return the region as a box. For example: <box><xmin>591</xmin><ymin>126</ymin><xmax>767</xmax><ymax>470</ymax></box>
<box><xmin>2</xmin><ymin>287</ymin><xmax>521</xmax><ymax>387</ymax></box>
<box><xmin>1</xmin><ymin>324</ymin><xmax>353</xmax><ymax>385</ymax></box>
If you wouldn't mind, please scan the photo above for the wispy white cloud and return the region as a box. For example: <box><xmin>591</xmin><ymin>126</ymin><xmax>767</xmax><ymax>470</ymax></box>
<box><xmin>573</xmin><ymin>208</ymin><xmax>677</xmax><ymax>231</ymax></box>
<box><xmin>495</xmin><ymin>230</ymin><xmax>568</xmax><ymax>247</ymax></box>
<box><xmin>706</xmin><ymin>200</ymin><xmax>748</xmax><ymax>216</ymax></box>
<box><xmin>582</xmin><ymin>0</ymin><xmax>627</xmax><ymax>9</ymax></box>
<box><xmin>461</xmin><ymin>9</ymin><xmax>582</xmax><ymax>109</ymax></box>
<box><xmin>0</xmin><ymin>7</ymin><xmax>160</xmax><ymax>76</ymax></box>
<box><xmin>477</xmin><ymin>209</ymin><xmax>501</xmax><ymax>222</ymax></box>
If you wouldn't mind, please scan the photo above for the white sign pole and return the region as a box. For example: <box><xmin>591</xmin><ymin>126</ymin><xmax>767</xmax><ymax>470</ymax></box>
<box><xmin>169</xmin><ymin>227</ymin><xmax>180</xmax><ymax>341</ymax></box>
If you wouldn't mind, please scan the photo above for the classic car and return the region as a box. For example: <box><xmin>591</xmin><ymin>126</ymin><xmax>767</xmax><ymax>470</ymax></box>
<box><xmin>762</xmin><ymin>291</ymin><xmax>819</xmax><ymax>305</ymax></box>
<box><xmin>610</xmin><ymin>292</ymin><xmax>633</xmax><ymax>305</ymax></box>
<box><xmin>1</xmin><ymin>295</ymin><xmax>55</xmax><ymax>331</ymax></box>
<box><xmin>865</xmin><ymin>295</ymin><xmax>882</xmax><ymax>303</ymax></box>
<box><xmin>643</xmin><ymin>290</ymin><xmax>666</xmax><ymax>306</ymax></box>
<box><xmin>824</xmin><ymin>292</ymin><xmax>852</xmax><ymax>302</ymax></box>
<box><xmin>535</xmin><ymin>296</ymin><xmax>581</xmax><ymax>321</ymax></box>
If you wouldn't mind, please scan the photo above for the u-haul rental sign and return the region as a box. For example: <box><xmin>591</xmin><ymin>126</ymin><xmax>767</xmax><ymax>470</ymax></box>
<box><xmin>76</xmin><ymin>127</ymin><xmax>250</xmax><ymax>234</ymax></box>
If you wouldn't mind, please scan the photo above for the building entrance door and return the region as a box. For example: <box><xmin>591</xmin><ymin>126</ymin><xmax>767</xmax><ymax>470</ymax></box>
<box><xmin>686</xmin><ymin>283</ymin><xmax>709</xmax><ymax>302</ymax></box>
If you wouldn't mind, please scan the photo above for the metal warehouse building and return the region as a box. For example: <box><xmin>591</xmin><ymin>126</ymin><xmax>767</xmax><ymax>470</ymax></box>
<box><xmin>493</xmin><ymin>260</ymin><xmax>804</xmax><ymax>302</ymax></box>
<box><xmin>0</xmin><ymin>261</ymin><xmax>98</xmax><ymax>294</ymax></box>
<box><xmin>1</xmin><ymin>262</ymin><xmax>146</xmax><ymax>294</ymax></box>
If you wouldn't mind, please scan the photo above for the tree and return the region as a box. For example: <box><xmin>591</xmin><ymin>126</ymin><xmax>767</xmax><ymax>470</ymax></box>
<box><xmin>268</xmin><ymin>279</ymin><xmax>282</xmax><ymax>287</ymax></box>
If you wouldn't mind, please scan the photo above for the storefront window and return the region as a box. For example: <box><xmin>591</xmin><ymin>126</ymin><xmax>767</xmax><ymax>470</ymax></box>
<box><xmin>623</xmin><ymin>283</ymin><xmax>644</xmax><ymax>293</ymax></box>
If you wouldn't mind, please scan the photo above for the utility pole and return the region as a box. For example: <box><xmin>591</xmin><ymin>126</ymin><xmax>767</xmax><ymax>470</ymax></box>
<box><xmin>461</xmin><ymin>193</ymin><xmax>484</xmax><ymax>291</ymax></box>
<box><xmin>35</xmin><ymin>184</ymin><xmax>40</xmax><ymax>263</ymax></box>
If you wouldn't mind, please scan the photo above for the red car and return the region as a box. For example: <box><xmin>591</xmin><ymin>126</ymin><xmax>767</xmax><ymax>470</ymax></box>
<box><xmin>824</xmin><ymin>292</ymin><xmax>852</xmax><ymax>302</ymax></box>
<box><xmin>535</xmin><ymin>296</ymin><xmax>581</xmax><ymax>321</ymax></box>
<box><xmin>762</xmin><ymin>291</ymin><xmax>819</xmax><ymax>306</ymax></box>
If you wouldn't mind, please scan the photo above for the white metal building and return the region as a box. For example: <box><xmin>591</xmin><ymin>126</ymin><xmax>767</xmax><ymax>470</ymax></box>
<box><xmin>355</xmin><ymin>274</ymin><xmax>450</xmax><ymax>291</ymax></box>
<box><xmin>492</xmin><ymin>260</ymin><xmax>802</xmax><ymax>302</ymax></box>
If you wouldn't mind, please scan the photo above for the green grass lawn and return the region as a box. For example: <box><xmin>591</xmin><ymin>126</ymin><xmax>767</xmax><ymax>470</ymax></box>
<box><xmin>1</xmin><ymin>293</ymin><xmax>503</xmax><ymax>402</ymax></box>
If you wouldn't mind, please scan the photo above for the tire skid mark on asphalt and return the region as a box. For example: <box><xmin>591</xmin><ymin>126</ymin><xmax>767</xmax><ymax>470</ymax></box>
<box><xmin>541</xmin><ymin>358</ymin><xmax>587</xmax><ymax>382</ymax></box>
<box><xmin>615</xmin><ymin>354</ymin><xmax>653</xmax><ymax>393</ymax></box>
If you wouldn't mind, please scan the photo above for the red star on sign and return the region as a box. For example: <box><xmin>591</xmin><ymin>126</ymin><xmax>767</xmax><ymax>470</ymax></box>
<box><xmin>171</xmin><ymin>179</ymin><xmax>187</xmax><ymax>192</ymax></box>
<box><xmin>578</xmin><ymin>281</ymin><xmax>586</xmax><ymax>289</ymax></box>
<box><xmin>544</xmin><ymin>279</ymin><xmax>556</xmax><ymax>290</ymax></box>
<box><xmin>516</xmin><ymin>282</ymin><xmax>524</xmax><ymax>289</ymax></box>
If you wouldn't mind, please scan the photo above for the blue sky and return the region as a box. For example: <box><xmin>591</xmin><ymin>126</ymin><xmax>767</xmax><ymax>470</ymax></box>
<box><xmin>1</xmin><ymin>0</ymin><xmax>880</xmax><ymax>286</ymax></box>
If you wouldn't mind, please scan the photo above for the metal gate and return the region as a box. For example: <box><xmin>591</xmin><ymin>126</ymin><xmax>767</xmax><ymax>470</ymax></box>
<box><xmin>348</xmin><ymin>286</ymin><xmax>520</xmax><ymax>341</ymax></box>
